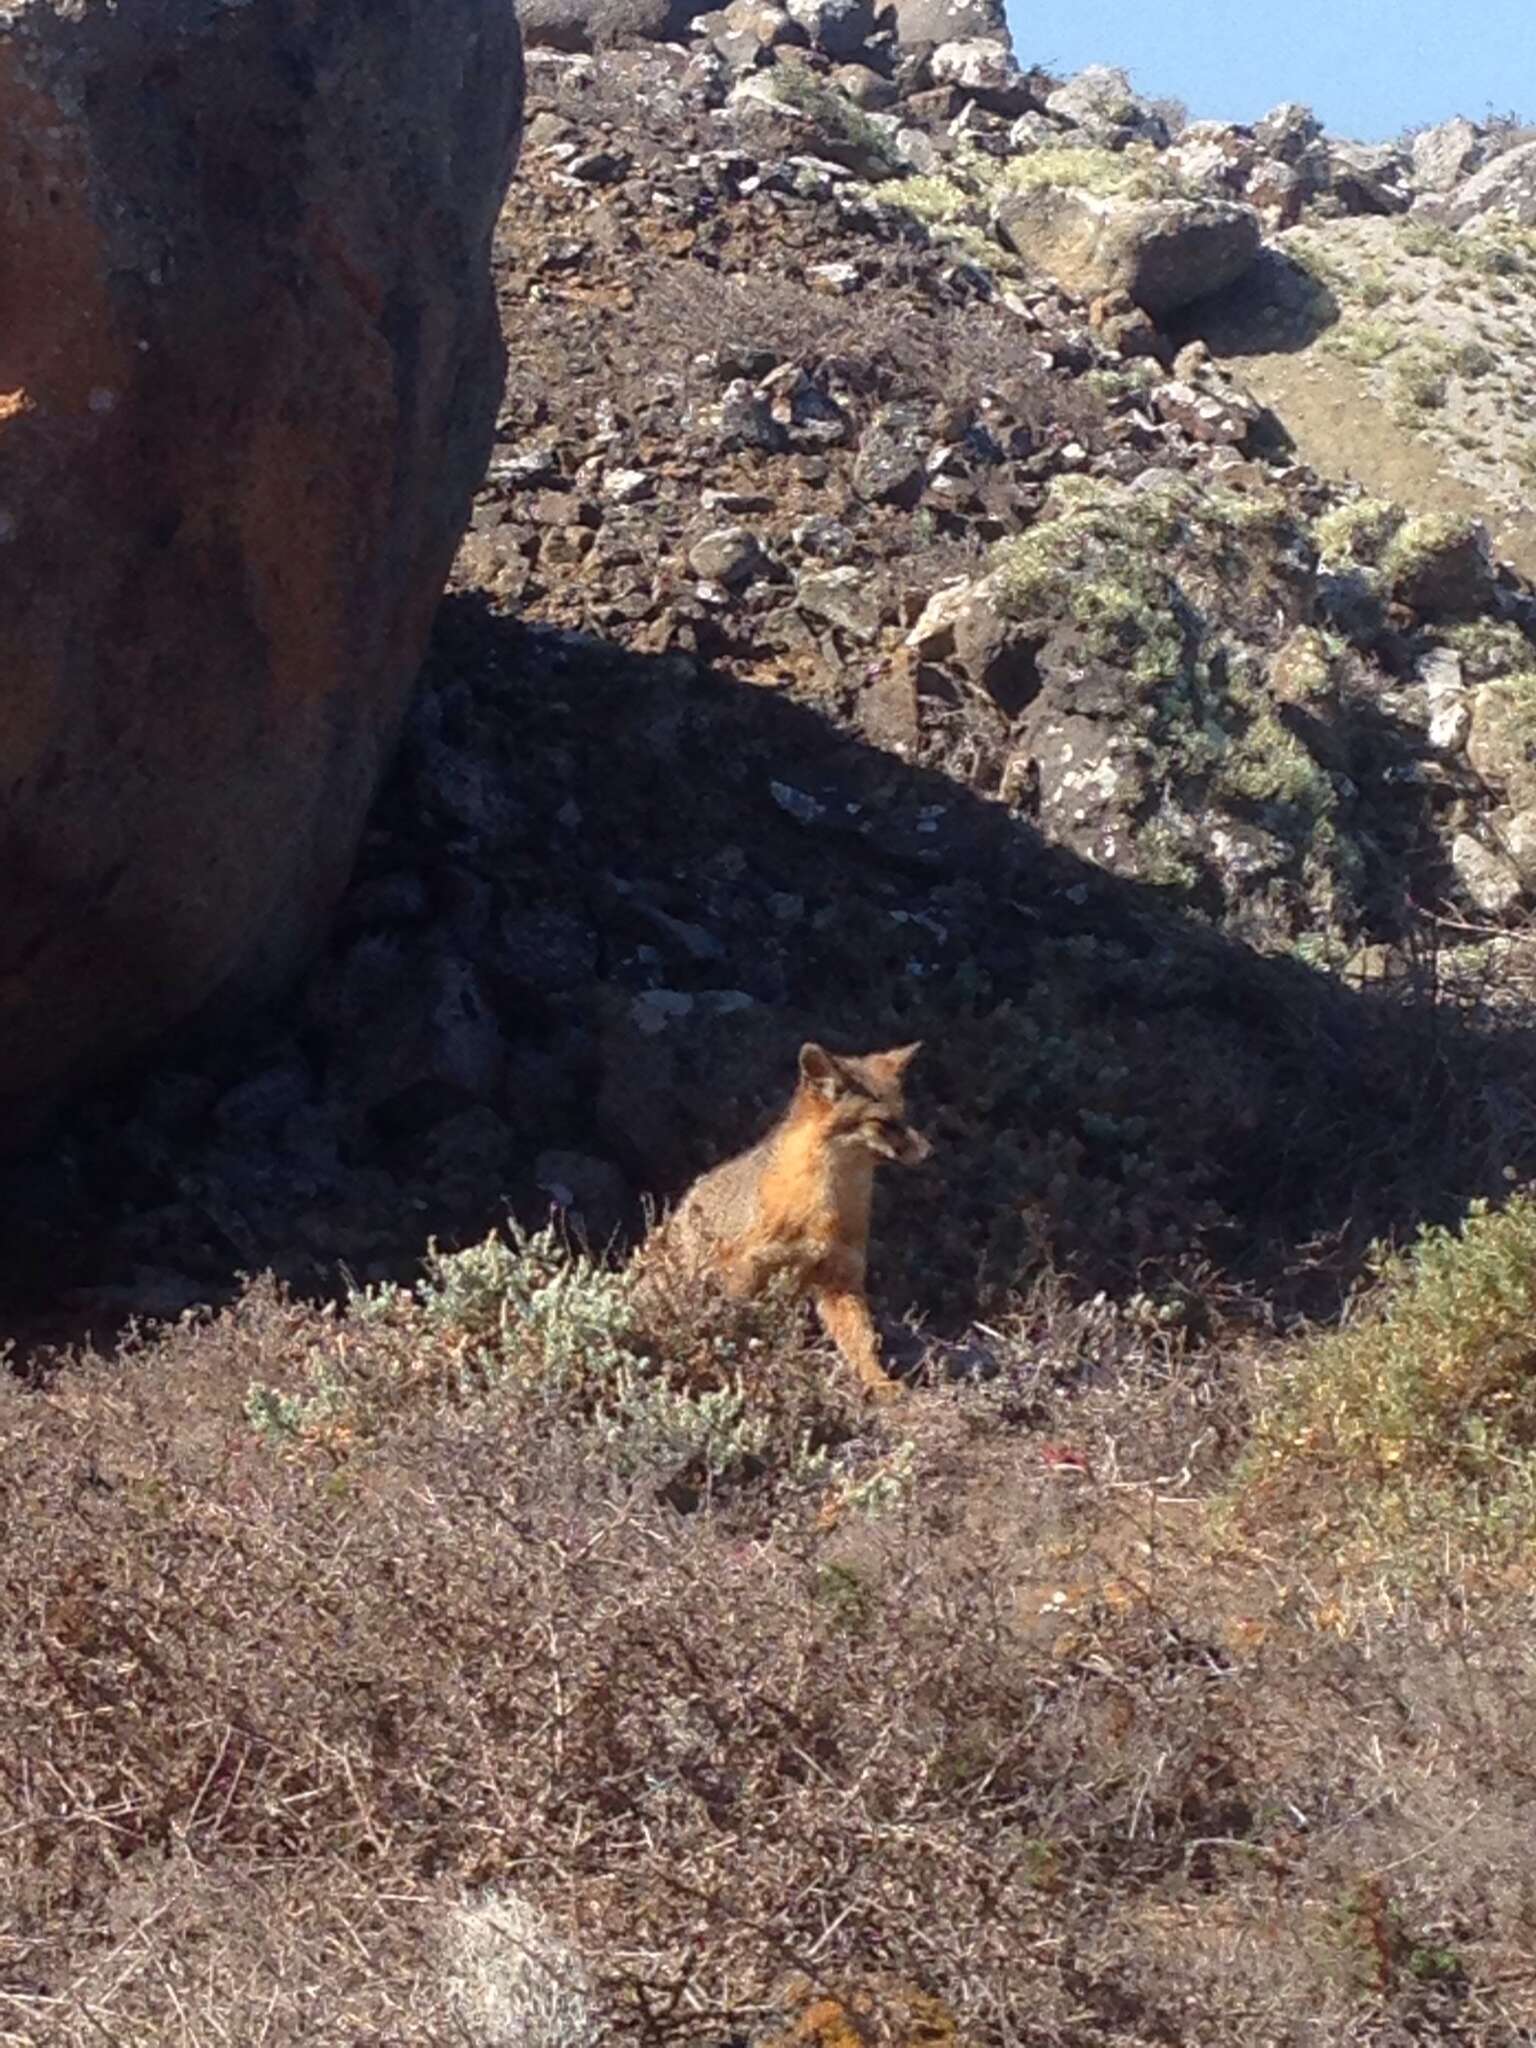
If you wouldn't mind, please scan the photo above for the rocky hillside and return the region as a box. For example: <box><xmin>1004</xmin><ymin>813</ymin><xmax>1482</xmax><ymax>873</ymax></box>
<box><xmin>7</xmin><ymin>11</ymin><xmax>1536</xmax><ymax>1345</ymax></box>
<box><xmin>10</xmin><ymin>13</ymin><xmax>1536</xmax><ymax>2047</ymax></box>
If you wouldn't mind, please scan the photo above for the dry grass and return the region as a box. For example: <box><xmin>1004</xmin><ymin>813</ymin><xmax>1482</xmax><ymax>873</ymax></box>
<box><xmin>6</xmin><ymin>1219</ymin><xmax>1536</xmax><ymax>2046</ymax></box>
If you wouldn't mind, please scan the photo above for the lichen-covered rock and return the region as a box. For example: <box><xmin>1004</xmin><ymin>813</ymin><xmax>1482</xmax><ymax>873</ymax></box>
<box><xmin>1044</xmin><ymin>65</ymin><xmax>1168</xmax><ymax>147</ymax></box>
<box><xmin>886</xmin><ymin>0</ymin><xmax>1007</xmax><ymax>50</ymax></box>
<box><xmin>0</xmin><ymin>0</ymin><xmax>523</xmax><ymax>1150</ymax></box>
<box><xmin>1409</xmin><ymin>116</ymin><xmax>1486</xmax><ymax>194</ymax></box>
<box><xmin>1325</xmin><ymin>140</ymin><xmax>1410</xmax><ymax>218</ymax></box>
<box><xmin>1468</xmin><ymin>676</ymin><xmax>1536</xmax><ymax>810</ymax></box>
<box><xmin>784</xmin><ymin>0</ymin><xmax>875</xmax><ymax>59</ymax></box>
<box><xmin>928</xmin><ymin>39</ymin><xmax>1032</xmax><ymax>115</ymax></box>
<box><xmin>1451</xmin><ymin>833</ymin><xmax>1524</xmax><ymax>917</ymax></box>
<box><xmin>995</xmin><ymin>187</ymin><xmax>1261</xmax><ymax>315</ymax></box>
<box><xmin>728</xmin><ymin>69</ymin><xmax>903</xmax><ymax>177</ymax></box>
<box><xmin>519</xmin><ymin>0</ymin><xmax>692</xmax><ymax>50</ymax></box>
<box><xmin>1253</xmin><ymin>101</ymin><xmax>1322</xmax><ymax>163</ymax></box>
<box><xmin>934</xmin><ymin>473</ymin><xmax>1376</xmax><ymax>946</ymax></box>
<box><xmin>1444</xmin><ymin>138</ymin><xmax>1536</xmax><ymax>227</ymax></box>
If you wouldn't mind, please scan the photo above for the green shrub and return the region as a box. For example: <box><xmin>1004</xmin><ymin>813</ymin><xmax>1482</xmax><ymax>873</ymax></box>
<box><xmin>1247</xmin><ymin>1194</ymin><xmax>1536</xmax><ymax>1548</ymax></box>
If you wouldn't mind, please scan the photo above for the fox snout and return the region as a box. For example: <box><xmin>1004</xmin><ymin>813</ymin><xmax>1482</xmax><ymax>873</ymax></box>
<box><xmin>892</xmin><ymin>1123</ymin><xmax>931</xmax><ymax>1166</ymax></box>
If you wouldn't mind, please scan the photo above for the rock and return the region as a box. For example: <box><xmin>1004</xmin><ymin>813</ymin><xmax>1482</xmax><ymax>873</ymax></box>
<box><xmin>797</xmin><ymin>565</ymin><xmax>881</xmax><ymax>636</ymax></box>
<box><xmin>784</xmin><ymin>0</ymin><xmax>875</xmax><ymax>59</ymax></box>
<box><xmin>603</xmin><ymin>466</ymin><xmax>656</xmax><ymax>504</ymax></box>
<box><xmin>1327</xmin><ymin>141</ymin><xmax>1409</xmax><ymax>217</ymax></box>
<box><xmin>860</xmin><ymin>658</ymin><xmax>921</xmax><ymax>751</ymax></box>
<box><xmin>995</xmin><ymin>188</ymin><xmax>1261</xmax><ymax>316</ymax></box>
<box><xmin>1451</xmin><ymin>833</ymin><xmax>1524</xmax><ymax>917</ymax></box>
<box><xmin>854</xmin><ymin>412</ymin><xmax>928</xmax><ymax>503</ymax></box>
<box><xmin>1409</xmin><ymin>116</ymin><xmax>1486</xmax><ymax>194</ymax></box>
<box><xmin>0</xmin><ymin>0</ymin><xmax>522</xmax><ymax>1152</ymax></box>
<box><xmin>1428</xmin><ymin>692</ymin><xmax>1472</xmax><ymax>754</ymax></box>
<box><xmin>1253</xmin><ymin>102</ymin><xmax>1322</xmax><ymax>163</ymax></box>
<box><xmin>567</xmin><ymin>146</ymin><xmax>633</xmax><ymax>184</ymax></box>
<box><xmin>1444</xmin><ymin>139</ymin><xmax>1536</xmax><ymax>228</ymax></box>
<box><xmin>1389</xmin><ymin>517</ymin><xmax>1497</xmax><ymax>619</ymax></box>
<box><xmin>728</xmin><ymin>71</ymin><xmax>901</xmax><ymax>179</ymax></box>
<box><xmin>689</xmin><ymin>526</ymin><xmax>768</xmax><ymax>585</ymax></box>
<box><xmin>1242</xmin><ymin>156</ymin><xmax>1305</xmax><ymax>229</ymax></box>
<box><xmin>831</xmin><ymin>61</ymin><xmax>898</xmax><ymax>107</ymax></box>
<box><xmin>718</xmin><ymin>379</ymin><xmax>790</xmax><ymax>453</ymax></box>
<box><xmin>424</xmin><ymin>1105</ymin><xmax>519</xmax><ymax>1184</ymax></box>
<box><xmin>888</xmin><ymin>0</ymin><xmax>1008</xmax><ymax>48</ymax></box>
<box><xmin>519</xmin><ymin>0</ymin><xmax>687</xmax><ymax>51</ymax></box>
<box><xmin>1152</xmin><ymin>377</ymin><xmax>1260</xmax><ymax>446</ymax></box>
<box><xmin>1089</xmin><ymin>288</ymin><xmax>1167</xmax><ymax>361</ymax></box>
<box><xmin>929</xmin><ymin>39</ymin><xmax>1032</xmax><ymax>115</ymax></box>
<box><xmin>337</xmin><ymin>952</ymin><xmax>507</xmax><ymax>1132</ymax></box>
<box><xmin>808</xmin><ymin>259</ymin><xmax>865</xmax><ymax>294</ymax></box>
<box><xmin>950</xmin><ymin>582</ymin><xmax>1042</xmax><ymax>713</ymax></box>
<box><xmin>1044</xmin><ymin>65</ymin><xmax>1167</xmax><ymax>147</ymax></box>
<box><xmin>708</xmin><ymin>0</ymin><xmax>804</xmax><ymax>65</ymax></box>
<box><xmin>905</xmin><ymin>580</ymin><xmax>972</xmax><ymax>658</ymax></box>
<box><xmin>493</xmin><ymin>906</ymin><xmax>601</xmax><ymax>995</ymax></box>
<box><xmin>1469</xmin><ymin>679</ymin><xmax>1536</xmax><ymax>811</ymax></box>
<box><xmin>1167</xmin><ymin>120</ymin><xmax>1256</xmax><ymax>196</ymax></box>
<box><xmin>535</xmin><ymin>1148</ymin><xmax>633</xmax><ymax>1242</ymax></box>
<box><xmin>1503</xmin><ymin>809</ymin><xmax>1536</xmax><ymax>883</ymax></box>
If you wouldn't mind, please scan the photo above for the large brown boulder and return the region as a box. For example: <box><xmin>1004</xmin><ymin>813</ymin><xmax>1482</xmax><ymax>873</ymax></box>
<box><xmin>0</xmin><ymin>0</ymin><xmax>523</xmax><ymax>1150</ymax></box>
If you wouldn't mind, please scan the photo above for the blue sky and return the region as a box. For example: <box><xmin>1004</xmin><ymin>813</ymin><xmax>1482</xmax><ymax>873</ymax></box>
<box><xmin>1007</xmin><ymin>0</ymin><xmax>1535</xmax><ymax>142</ymax></box>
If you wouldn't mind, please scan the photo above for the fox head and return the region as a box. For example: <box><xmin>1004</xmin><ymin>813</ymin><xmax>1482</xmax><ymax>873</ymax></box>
<box><xmin>797</xmin><ymin>1041</ymin><xmax>931</xmax><ymax>1165</ymax></box>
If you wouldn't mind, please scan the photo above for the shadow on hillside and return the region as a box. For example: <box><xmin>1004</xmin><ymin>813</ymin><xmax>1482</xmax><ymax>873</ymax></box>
<box><xmin>4</xmin><ymin>589</ymin><xmax>1535</xmax><ymax>1362</ymax></box>
<box><xmin>1176</xmin><ymin>244</ymin><xmax>1342</xmax><ymax>361</ymax></box>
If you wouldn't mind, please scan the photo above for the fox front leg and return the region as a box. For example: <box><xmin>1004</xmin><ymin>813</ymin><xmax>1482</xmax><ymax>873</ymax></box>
<box><xmin>812</xmin><ymin>1284</ymin><xmax>901</xmax><ymax>1401</ymax></box>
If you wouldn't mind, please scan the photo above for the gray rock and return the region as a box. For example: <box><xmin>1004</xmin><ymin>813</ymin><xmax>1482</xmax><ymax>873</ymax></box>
<box><xmin>338</xmin><ymin>953</ymin><xmax>506</xmax><ymax>1129</ymax></box>
<box><xmin>1044</xmin><ymin>65</ymin><xmax>1166</xmax><ymax>146</ymax></box>
<box><xmin>1503</xmin><ymin>808</ymin><xmax>1536</xmax><ymax>882</ymax></box>
<box><xmin>854</xmin><ymin>413</ymin><xmax>928</xmax><ymax>503</ymax></box>
<box><xmin>718</xmin><ymin>378</ymin><xmax>790</xmax><ymax>453</ymax></box>
<box><xmin>1253</xmin><ymin>101</ymin><xmax>1322</xmax><ymax>163</ymax></box>
<box><xmin>728</xmin><ymin>69</ymin><xmax>901</xmax><ymax>177</ymax></box>
<box><xmin>689</xmin><ymin>526</ymin><xmax>768</xmax><ymax>585</ymax></box>
<box><xmin>830</xmin><ymin>61</ymin><xmax>898</xmax><ymax>107</ymax></box>
<box><xmin>888</xmin><ymin>0</ymin><xmax>1007</xmax><ymax>47</ymax></box>
<box><xmin>995</xmin><ymin>188</ymin><xmax>1261</xmax><ymax>315</ymax></box>
<box><xmin>535</xmin><ymin>1148</ymin><xmax>632</xmax><ymax>1243</ymax></box>
<box><xmin>519</xmin><ymin>0</ymin><xmax>692</xmax><ymax>51</ymax></box>
<box><xmin>1327</xmin><ymin>141</ymin><xmax>1410</xmax><ymax>217</ymax></box>
<box><xmin>784</xmin><ymin>0</ymin><xmax>876</xmax><ymax>58</ymax></box>
<box><xmin>1445</xmin><ymin>138</ymin><xmax>1536</xmax><ymax>227</ymax></box>
<box><xmin>1451</xmin><ymin>832</ymin><xmax>1524</xmax><ymax>916</ymax></box>
<box><xmin>929</xmin><ymin>38</ymin><xmax>1032</xmax><ymax>115</ymax></box>
<box><xmin>797</xmin><ymin>565</ymin><xmax>881</xmax><ymax>636</ymax></box>
<box><xmin>1469</xmin><ymin>679</ymin><xmax>1536</xmax><ymax>810</ymax></box>
<box><xmin>1409</xmin><ymin>116</ymin><xmax>1486</xmax><ymax>194</ymax></box>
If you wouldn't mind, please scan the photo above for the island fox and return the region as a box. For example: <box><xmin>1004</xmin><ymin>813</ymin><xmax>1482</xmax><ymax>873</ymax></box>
<box><xmin>657</xmin><ymin>1041</ymin><xmax>929</xmax><ymax>1398</ymax></box>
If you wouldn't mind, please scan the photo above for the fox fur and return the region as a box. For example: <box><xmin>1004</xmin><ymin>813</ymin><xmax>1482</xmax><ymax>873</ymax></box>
<box><xmin>655</xmin><ymin>1041</ymin><xmax>929</xmax><ymax>1397</ymax></box>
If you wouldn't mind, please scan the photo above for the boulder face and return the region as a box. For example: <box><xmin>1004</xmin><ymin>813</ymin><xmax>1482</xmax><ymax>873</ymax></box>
<box><xmin>1444</xmin><ymin>138</ymin><xmax>1536</xmax><ymax>228</ymax></box>
<box><xmin>995</xmin><ymin>187</ymin><xmax>1261</xmax><ymax>315</ymax></box>
<box><xmin>0</xmin><ymin>0</ymin><xmax>523</xmax><ymax>1152</ymax></box>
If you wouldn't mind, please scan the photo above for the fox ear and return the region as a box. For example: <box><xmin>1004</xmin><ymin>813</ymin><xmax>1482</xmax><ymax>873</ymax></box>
<box><xmin>876</xmin><ymin>1041</ymin><xmax>922</xmax><ymax>1076</ymax></box>
<box><xmin>799</xmin><ymin>1042</ymin><xmax>842</xmax><ymax>1098</ymax></box>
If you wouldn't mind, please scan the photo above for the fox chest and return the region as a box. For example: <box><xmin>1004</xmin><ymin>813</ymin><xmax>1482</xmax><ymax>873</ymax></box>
<box><xmin>754</xmin><ymin>1152</ymin><xmax>872</xmax><ymax>1261</ymax></box>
